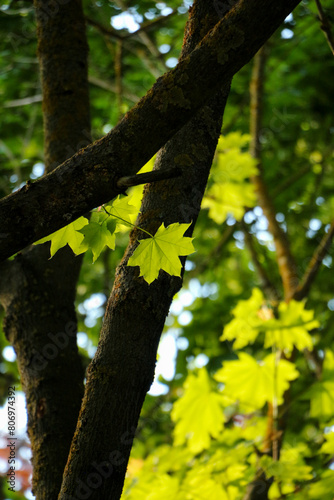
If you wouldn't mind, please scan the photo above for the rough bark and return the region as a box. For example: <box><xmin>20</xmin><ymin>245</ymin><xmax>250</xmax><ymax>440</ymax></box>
<box><xmin>58</xmin><ymin>2</ymin><xmax>230</xmax><ymax>499</ymax></box>
<box><xmin>0</xmin><ymin>0</ymin><xmax>302</xmax><ymax>261</ymax></box>
<box><xmin>0</xmin><ymin>1</ymin><xmax>90</xmax><ymax>498</ymax></box>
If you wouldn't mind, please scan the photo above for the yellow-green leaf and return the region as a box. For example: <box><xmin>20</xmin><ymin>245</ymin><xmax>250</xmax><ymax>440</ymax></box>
<box><xmin>128</xmin><ymin>222</ymin><xmax>195</xmax><ymax>284</ymax></box>
<box><xmin>320</xmin><ymin>432</ymin><xmax>334</xmax><ymax>454</ymax></box>
<box><xmin>34</xmin><ymin>216</ymin><xmax>89</xmax><ymax>257</ymax></box>
<box><xmin>263</xmin><ymin>300</ymin><xmax>318</xmax><ymax>352</ymax></box>
<box><xmin>79</xmin><ymin>221</ymin><xmax>116</xmax><ymax>262</ymax></box>
<box><xmin>214</xmin><ymin>352</ymin><xmax>299</xmax><ymax>410</ymax></box>
<box><xmin>171</xmin><ymin>368</ymin><xmax>225</xmax><ymax>453</ymax></box>
<box><xmin>105</xmin><ymin>194</ymin><xmax>139</xmax><ymax>227</ymax></box>
<box><xmin>221</xmin><ymin>288</ymin><xmax>265</xmax><ymax>349</ymax></box>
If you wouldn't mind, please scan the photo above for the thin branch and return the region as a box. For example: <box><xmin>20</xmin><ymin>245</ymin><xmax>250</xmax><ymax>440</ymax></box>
<box><xmin>4</xmin><ymin>75</ymin><xmax>140</xmax><ymax>108</ymax></box>
<box><xmin>86</xmin><ymin>16</ymin><xmax>163</xmax><ymax>78</ymax></box>
<box><xmin>122</xmin><ymin>10</ymin><xmax>178</xmax><ymax>39</ymax></box>
<box><xmin>115</xmin><ymin>39</ymin><xmax>124</xmax><ymax>121</ymax></box>
<box><xmin>88</xmin><ymin>75</ymin><xmax>139</xmax><ymax>103</ymax></box>
<box><xmin>315</xmin><ymin>0</ymin><xmax>334</xmax><ymax>55</ymax></box>
<box><xmin>241</xmin><ymin>220</ymin><xmax>279</xmax><ymax>301</ymax></box>
<box><xmin>86</xmin><ymin>16</ymin><xmax>124</xmax><ymax>39</ymax></box>
<box><xmin>4</xmin><ymin>94</ymin><xmax>42</xmax><ymax>107</ymax></box>
<box><xmin>271</xmin><ymin>164</ymin><xmax>312</xmax><ymax>198</ymax></box>
<box><xmin>250</xmin><ymin>45</ymin><xmax>298</xmax><ymax>299</ymax></box>
<box><xmin>117</xmin><ymin>166</ymin><xmax>182</xmax><ymax>189</ymax></box>
<box><xmin>113</xmin><ymin>0</ymin><xmax>167</xmax><ymax>71</ymax></box>
<box><xmin>291</xmin><ymin>220</ymin><xmax>334</xmax><ymax>300</ymax></box>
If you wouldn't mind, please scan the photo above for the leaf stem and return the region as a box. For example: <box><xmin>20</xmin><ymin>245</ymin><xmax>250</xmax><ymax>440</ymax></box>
<box><xmin>101</xmin><ymin>206</ymin><xmax>154</xmax><ymax>238</ymax></box>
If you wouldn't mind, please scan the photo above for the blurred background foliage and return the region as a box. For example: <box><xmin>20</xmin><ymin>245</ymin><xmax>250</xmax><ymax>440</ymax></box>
<box><xmin>0</xmin><ymin>0</ymin><xmax>334</xmax><ymax>498</ymax></box>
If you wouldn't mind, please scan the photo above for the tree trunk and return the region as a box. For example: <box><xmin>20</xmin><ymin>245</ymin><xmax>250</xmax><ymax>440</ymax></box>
<box><xmin>0</xmin><ymin>1</ymin><xmax>90</xmax><ymax>498</ymax></box>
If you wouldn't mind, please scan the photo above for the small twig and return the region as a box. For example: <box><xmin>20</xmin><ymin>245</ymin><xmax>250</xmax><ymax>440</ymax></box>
<box><xmin>116</xmin><ymin>166</ymin><xmax>182</xmax><ymax>189</ymax></box>
<box><xmin>241</xmin><ymin>220</ymin><xmax>279</xmax><ymax>301</ymax></box>
<box><xmin>88</xmin><ymin>75</ymin><xmax>139</xmax><ymax>103</ymax></box>
<box><xmin>291</xmin><ymin>220</ymin><xmax>334</xmax><ymax>301</ymax></box>
<box><xmin>86</xmin><ymin>16</ymin><xmax>123</xmax><ymax>39</ymax></box>
<box><xmin>122</xmin><ymin>10</ymin><xmax>178</xmax><ymax>39</ymax></box>
<box><xmin>315</xmin><ymin>0</ymin><xmax>334</xmax><ymax>56</ymax></box>
<box><xmin>115</xmin><ymin>39</ymin><xmax>124</xmax><ymax>121</ymax></box>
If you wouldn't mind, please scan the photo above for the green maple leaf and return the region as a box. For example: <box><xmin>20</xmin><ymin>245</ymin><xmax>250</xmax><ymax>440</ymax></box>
<box><xmin>320</xmin><ymin>432</ymin><xmax>334</xmax><ymax>454</ymax></box>
<box><xmin>221</xmin><ymin>289</ymin><xmax>318</xmax><ymax>353</ymax></box>
<box><xmin>35</xmin><ymin>216</ymin><xmax>89</xmax><ymax>257</ymax></box>
<box><xmin>263</xmin><ymin>300</ymin><xmax>318</xmax><ymax>352</ymax></box>
<box><xmin>214</xmin><ymin>352</ymin><xmax>299</xmax><ymax>410</ymax></box>
<box><xmin>202</xmin><ymin>134</ymin><xmax>257</xmax><ymax>223</ymax></box>
<box><xmin>304</xmin><ymin>350</ymin><xmax>334</xmax><ymax>419</ymax></box>
<box><xmin>127</xmin><ymin>222</ymin><xmax>195</xmax><ymax>284</ymax></box>
<box><xmin>171</xmin><ymin>368</ymin><xmax>226</xmax><ymax>453</ymax></box>
<box><xmin>79</xmin><ymin>220</ymin><xmax>116</xmax><ymax>262</ymax></box>
<box><xmin>104</xmin><ymin>194</ymin><xmax>139</xmax><ymax>227</ymax></box>
<box><xmin>221</xmin><ymin>288</ymin><xmax>265</xmax><ymax>349</ymax></box>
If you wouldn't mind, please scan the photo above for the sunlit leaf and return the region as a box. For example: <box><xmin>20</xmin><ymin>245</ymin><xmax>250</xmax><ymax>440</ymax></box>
<box><xmin>34</xmin><ymin>216</ymin><xmax>89</xmax><ymax>257</ymax></box>
<box><xmin>221</xmin><ymin>288</ymin><xmax>265</xmax><ymax>349</ymax></box>
<box><xmin>263</xmin><ymin>300</ymin><xmax>318</xmax><ymax>352</ymax></box>
<box><xmin>104</xmin><ymin>194</ymin><xmax>139</xmax><ymax>227</ymax></box>
<box><xmin>320</xmin><ymin>432</ymin><xmax>334</xmax><ymax>454</ymax></box>
<box><xmin>306</xmin><ymin>350</ymin><xmax>334</xmax><ymax>419</ymax></box>
<box><xmin>221</xmin><ymin>289</ymin><xmax>318</xmax><ymax>352</ymax></box>
<box><xmin>214</xmin><ymin>352</ymin><xmax>299</xmax><ymax>410</ymax></box>
<box><xmin>171</xmin><ymin>368</ymin><xmax>226</xmax><ymax>453</ymax></box>
<box><xmin>203</xmin><ymin>134</ymin><xmax>257</xmax><ymax>223</ymax></box>
<box><xmin>128</xmin><ymin>222</ymin><xmax>195</xmax><ymax>284</ymax></box>
<box><xmin>79</xmin><ymin>220</ymin><xmax>116</xmax><ymax>262</ymax></box>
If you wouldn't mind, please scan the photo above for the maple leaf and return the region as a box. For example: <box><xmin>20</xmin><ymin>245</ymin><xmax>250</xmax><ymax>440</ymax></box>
<box><xmin>34</xmin><ymin>216</ymin><xmax>89</xmax><ymax>257</ymax></box>
<box><xmin>79</xmin><ymin>219</ymin><xmax>116</xmax><ymax>262</ymax></box>
<box><xmin>214</xmin><ymin>352</ymin><xmax>299</xmax><ymax>410</ymax></box>
<box><xmin>171</xmin><ymin>368</ymin><xmax>226</xmax><ymax>453</ymax></box>
<box><xmin>127</xmin><ymin>222</ymin><xmax>195</xmax><ymax>284</ymax></box>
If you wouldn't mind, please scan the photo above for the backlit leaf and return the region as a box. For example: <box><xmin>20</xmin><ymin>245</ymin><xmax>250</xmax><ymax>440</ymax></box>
<box><xmin>79</xmin><ymin>220</ymin><xmax>116</xmax><ymax>262</ymax></box>
<box><xmin>128</xmin><ymin>222</ymin><xmax>195</xmax><ymax>284</ymax></box>
<box><xmin>34</xmin><ymin>216</ymin><xmax>89</xmax><ymax>257</ymax></box>
<box><xmin>214</xmin><ymin>352</ymin><xmax>299</xmax><ymax>410</ymax></box>
<box><xmin>171</xmin><ymin>368</ymin><xmax>225</xmax><ymax>453</ymax></box>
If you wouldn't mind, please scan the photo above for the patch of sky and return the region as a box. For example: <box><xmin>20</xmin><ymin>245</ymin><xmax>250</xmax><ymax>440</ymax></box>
<box><xmin>281</xmin><ymin>29</ymin><xmax>294</xmax><ymax>39</ymax></box>
<box><xmin>30</xmin><ymin>162</ymin><xmax>44</xmax><ymax>179</ymax></box>
<box><xmin>111</xmin><ymin>10</ymin><xmax>143</xmax><ymax>33</ymax></box>
<box><xmin>159</xmin><ymin>43</ymin><xmax>170</xmax><ymax>54</ymax></box>
<box><xmin>2</xmin><ymin>345</ymin><xmax>16</xmax><ymax>362</ymax></box>
<box><xmin>166</xmin><ymin>57</ymin><xmax>178</xmax><ymax>68</ymax></box>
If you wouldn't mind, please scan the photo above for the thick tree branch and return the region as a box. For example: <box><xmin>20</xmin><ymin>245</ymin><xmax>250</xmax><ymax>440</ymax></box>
<box><xmin>0</xmin><ymin>0</ymin><xmax>302</xmax><ymax>262</ymax></box>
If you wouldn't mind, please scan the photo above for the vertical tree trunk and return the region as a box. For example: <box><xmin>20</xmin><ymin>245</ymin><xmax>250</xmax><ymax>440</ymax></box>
<box><xmin>58</xmin><ymin>2</ymin><xmax>230</xmax><ymax>499</ymax></box>
<box><xmin>0</xmin><ymin>1</ymin><xmax>90</xmax><ymax>498</ymax></box>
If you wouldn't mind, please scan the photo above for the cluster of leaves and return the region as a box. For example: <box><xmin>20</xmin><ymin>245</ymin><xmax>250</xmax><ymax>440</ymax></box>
<box><xmin>35</xmin><ymin>192</ymin><xmax>195</xmax><ymax>284</ymax></box>
<box><xmin>202</xmin><ymin>133</ymin><xmax>258</xmax><ymax>223</ymax></box>
<box><xmin>122</xmin><ymin>290</ymin><xmax>334</xmax><ymax>499</ymax></box>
